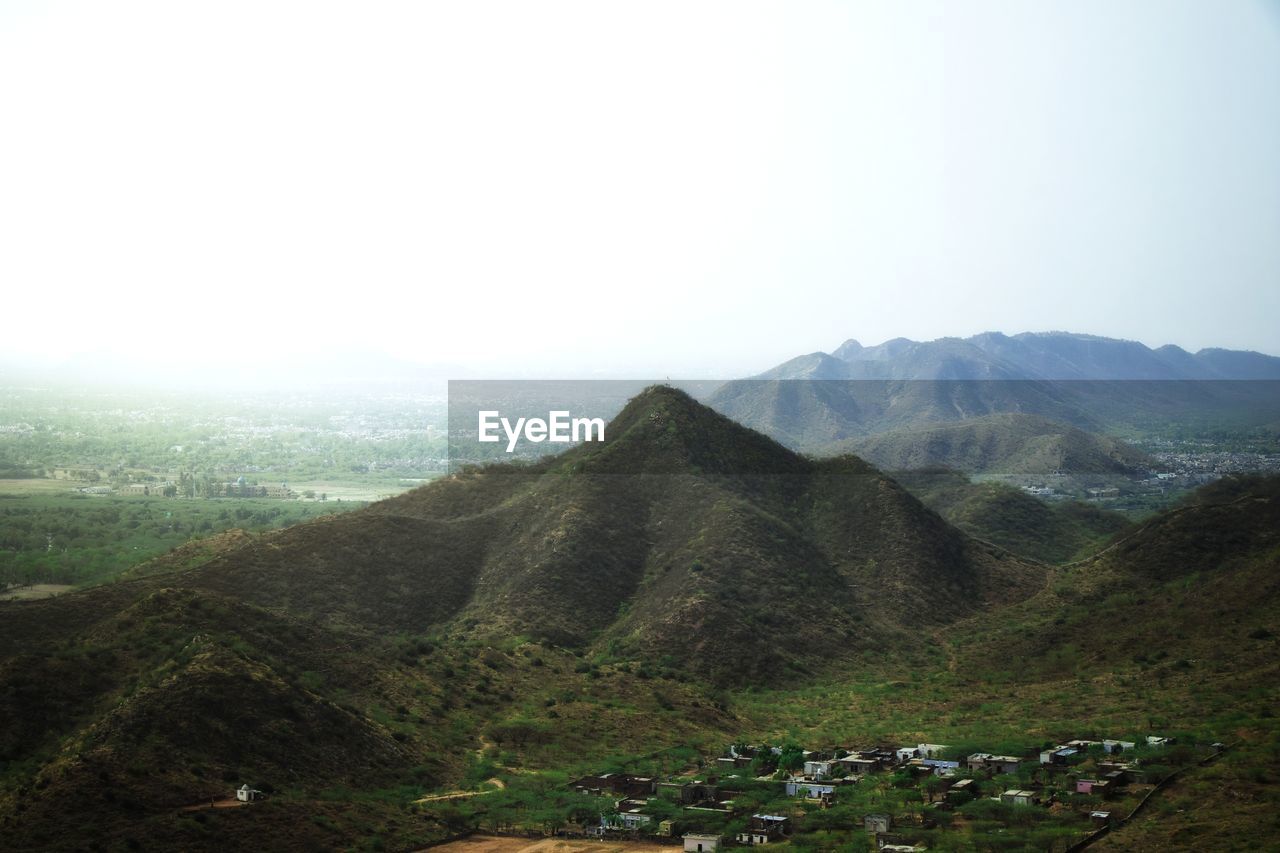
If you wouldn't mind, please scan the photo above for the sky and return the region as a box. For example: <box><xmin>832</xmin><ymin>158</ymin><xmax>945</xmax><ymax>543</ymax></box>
<box><xmin>1</xmin><ymin>1</ymin><xmax>1278</xmax><ymax>380</ymax></box>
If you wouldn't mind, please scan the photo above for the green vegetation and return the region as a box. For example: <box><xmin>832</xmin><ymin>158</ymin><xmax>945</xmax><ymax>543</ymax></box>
<box><xmin>892</xmin><ymin>468</ymin><xmax>1132</xmax><ymax>564</ymax></box>
<box><xmin>0</xmin><ymin>494</ymin><xmax>346</xmax><ymax>588</ymax></box>
<box><xmin>0</xmin><ymin>386</ymin><xmax>447</xmax><ymax>492</ymax></box>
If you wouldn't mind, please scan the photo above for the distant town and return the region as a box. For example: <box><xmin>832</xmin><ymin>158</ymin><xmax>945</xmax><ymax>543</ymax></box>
<box><xmin>1013</xmin><ymin>440</ymin><xmax>1280</xmax><ymax>508</ymax></box>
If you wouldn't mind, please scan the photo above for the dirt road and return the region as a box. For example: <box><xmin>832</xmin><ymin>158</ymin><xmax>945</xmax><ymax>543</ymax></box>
<box><xmin>429</xmin><ymin>836</ymin><xmax>683</xmax><ymax>853</ymax></box>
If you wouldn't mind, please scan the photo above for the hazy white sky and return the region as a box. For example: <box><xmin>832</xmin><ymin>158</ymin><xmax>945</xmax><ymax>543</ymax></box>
<box><xmin>2</xmin><ymin>1</ymin><xmax>1278</xmax><ymax>378</ymax></box>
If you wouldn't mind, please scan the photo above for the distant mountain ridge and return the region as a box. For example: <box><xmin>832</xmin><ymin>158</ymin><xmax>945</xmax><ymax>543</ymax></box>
<box><xmin>760</xmin><ymin>331</ymin><xmax>1280</xmax><ymax>381</ymax></box>
<box><xmin>710</xmin><ymin>332</ymin><xmax>1280</xmax><ymax>452</ymax></box>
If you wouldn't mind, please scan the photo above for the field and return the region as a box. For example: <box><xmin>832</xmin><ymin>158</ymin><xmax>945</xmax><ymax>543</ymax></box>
<box><xmin>287</xmin><ymin>479</ymin><xmax>418</xmax><ymax>503</ymax></box>
<box><xmin>0</xmin><ymin>478</ymin><xmax>88</xmax><ymax>495</ymax></box>
<box><xmin>0</xmin><ymin>582</ymin><xmax>73</xmax><ymax>600</ymax></box>
<box><xmin>0</xmin><ymin>385</ymin><xmax>445</xmax><ymax>589</ymax></box>
<box><xmin>0</xmin><ymin>493</ymin><xmax>362</xmax><ymax>588</ymax></box>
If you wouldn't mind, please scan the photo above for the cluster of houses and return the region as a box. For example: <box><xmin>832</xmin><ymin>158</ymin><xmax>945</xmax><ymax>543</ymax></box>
<box><xmin>568</xmin><ymin>735</ymin><xmax>1174</xmax><ymax>850</ymax></box>
<box><xmin>675</xmin><ymin>816</ymin><xmax>799</xmax><ymax>852</ymax></box>
<box><xmin>1037</xmin><ymin>737</ymin><xmax>1181</xmax><ymax>801</ymax></box>
<box><xmin>571</xmin><ymin>773</ymin><xmax>800</xmax><ymax>847</ymax></box>
<box><xmin>720</xmin><ymin>741</ymin><xmax>962</xmax><ymax>803</ymax></box>
<box><xmin>120</xmin><ymin>477</ymin><xmax>295</xmax><ymax>498</ymax></box>
<box><xmin>573</xmin><ymin>773</ymin><xmax>737</xmax><ymax>837</ymax></box>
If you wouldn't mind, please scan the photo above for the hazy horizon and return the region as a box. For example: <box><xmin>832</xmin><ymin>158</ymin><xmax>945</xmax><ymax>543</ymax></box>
<box><xmin>13</xmin><ymin>326</ymin><xmax>1279</xmax><ymax>386</ymax></box>
<box><xmin>2</xmin><ymin>1</ymin><xmax>1278</xmax><ymax>381</ymax></box>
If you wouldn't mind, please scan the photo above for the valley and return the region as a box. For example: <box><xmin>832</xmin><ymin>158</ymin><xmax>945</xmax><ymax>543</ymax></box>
<box><xmin>3</xmin><ymin>0</ymin><xmax>1276</xmax><ymax>844</ymax></box>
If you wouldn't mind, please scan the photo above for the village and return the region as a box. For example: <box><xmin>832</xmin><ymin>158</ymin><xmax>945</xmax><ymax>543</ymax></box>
<box><xmin>552</xmin><ymin>734</ymin><xmax>1214</xmax><ymax>851</ymax></box>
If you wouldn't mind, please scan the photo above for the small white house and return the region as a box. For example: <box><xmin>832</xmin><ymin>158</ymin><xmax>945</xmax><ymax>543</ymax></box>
<box><xmin>863</xmin><ymin>813</ymin><xmax>892</xmax><ymax>834</ymax></box>
<box><xmin>1001</xmin><ymin>789</ymin><xmax>1038</xmax><ymax>807</ymax></box>
<box><xmin>738</xmin><ymin>815</ymin><xmax>789</xmax><ymax>845</ymax></box>
<box><xmin>684</xmin><ymin>834</ymin><xmax>721</xmax><ymax>853</ymax></box>
<box><xmin>602</xmin><ymin>811</ymin><xmax>651</xmax><ymax>830</ymax></box>
<box><xmin>786</xmin><ymin>780</ymin><xmax>838</xmax><ymax>798</ymax></box>
<box><xmin>236</xmin><ymin>784</ymin><xmax>263</xmax><ymax>802</ymax></box>
<box><xmin>803</xmin><ymin>759</ymin><xmax>835</xmax><ymax>779</ymax></box>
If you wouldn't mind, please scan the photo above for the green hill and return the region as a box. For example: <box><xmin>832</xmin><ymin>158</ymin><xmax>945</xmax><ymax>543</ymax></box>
<box><xmin>892</xmin><ymin>467</ymin><xmax>1132</xmax><ymax>564</ymax></box>
<box><xmin>845</xmin><ymin>412</ymin><xmax>1155</xmax><ymax>478</ymax></box>
<box><xmin>125</xmin><ymin>387</ymin><xmax>1043</xmax><ymax>682</ymax></box>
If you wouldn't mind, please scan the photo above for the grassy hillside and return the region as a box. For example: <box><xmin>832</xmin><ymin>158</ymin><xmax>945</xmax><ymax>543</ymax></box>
<box><xmin>729</xmin><ymin>475</ymin><xmax>1280</xmax><ymax>850</ymax></box>
<box><xmin>0</xmin><ymin>495</ymin><xmax>339</xmax><ymax>588</ymax></box>
<box><xmin>893</xmin><ymin>468</ymin><xmax>1132</xmax><ymax>564</ymax></box>
<box><xmin>0</xmin><ymin>585</ymin><xmax>730</xmax><ymax>851</ymax></box>
<box><xmin>945</xmin><ymin>473</ymin><xmax>1279</xmax><ymax>684</ymax></box>
<box><xmin>941</xmin><ymin>476</ymin><xmax>1280</xmax><ymax>853</ymax></box>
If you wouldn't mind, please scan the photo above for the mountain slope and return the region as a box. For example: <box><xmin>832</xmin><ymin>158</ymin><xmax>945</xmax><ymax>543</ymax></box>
<box><xmin>947</xmin><ymin>474</ymin><xmax>1280</xmax><ymax>679</ymax></box>
<box><xmin>360</xmin><ymin>386</ymin><xmax>1045</xmax><ymax>678</ymax></box>
<box><xmin>891</xmin><ymin>468</ymin><xmax>1133</xmax><ymax>564</ymax></box>
<box><xmin>845</xmin><ymin>412</ymin><xmax>1155</xmax><ymax>477</ymax></box>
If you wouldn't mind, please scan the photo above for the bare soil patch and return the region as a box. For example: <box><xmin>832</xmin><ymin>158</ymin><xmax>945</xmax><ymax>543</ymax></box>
<box><xmin>430</xmin><ymin>836</ymin><xmax>683</xmax><ymax>853</ymax></box>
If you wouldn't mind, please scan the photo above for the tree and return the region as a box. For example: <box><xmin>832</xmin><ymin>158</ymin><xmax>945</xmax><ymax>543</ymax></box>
<box><xmin>776</xmin><ymin>743</ymin><xmax>805</xmax><ymax>773</ymax></box>
<box><xmin>923</xmin><ymin>775</ymin><xmax>949</xmax><ymax>803</ymax></box>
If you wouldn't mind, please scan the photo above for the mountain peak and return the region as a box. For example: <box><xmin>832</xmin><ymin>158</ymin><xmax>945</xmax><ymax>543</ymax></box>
<box><xmin>605</xmin><ymin>384</ymin><xmax>715</xmax><ymax>430</ymax></box>
<box><xmin>831</xmin><ymin>338</ymin><xmax>863</xmax><ymax>360</ymax></box>
<box><xmin>586</xmin><ymin>384</ymin><xmax>805</xmax><ymax>475</ymax></box>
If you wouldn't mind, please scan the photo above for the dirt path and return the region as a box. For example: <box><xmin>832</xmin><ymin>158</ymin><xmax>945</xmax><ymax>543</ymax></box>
<box><xmin>427</xmin><ymin>837</ymin><xmax>682</xmax><ymax>853</ymax></box>
<box><xmin>179</xmin><ymin>797</ymin><xmax>248</xmax><ymax>811</ymax></box>
<box><xmin>415</xmin><ymin>778</ymin><xmax>506</xmax><ymax>803</ymax></box>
